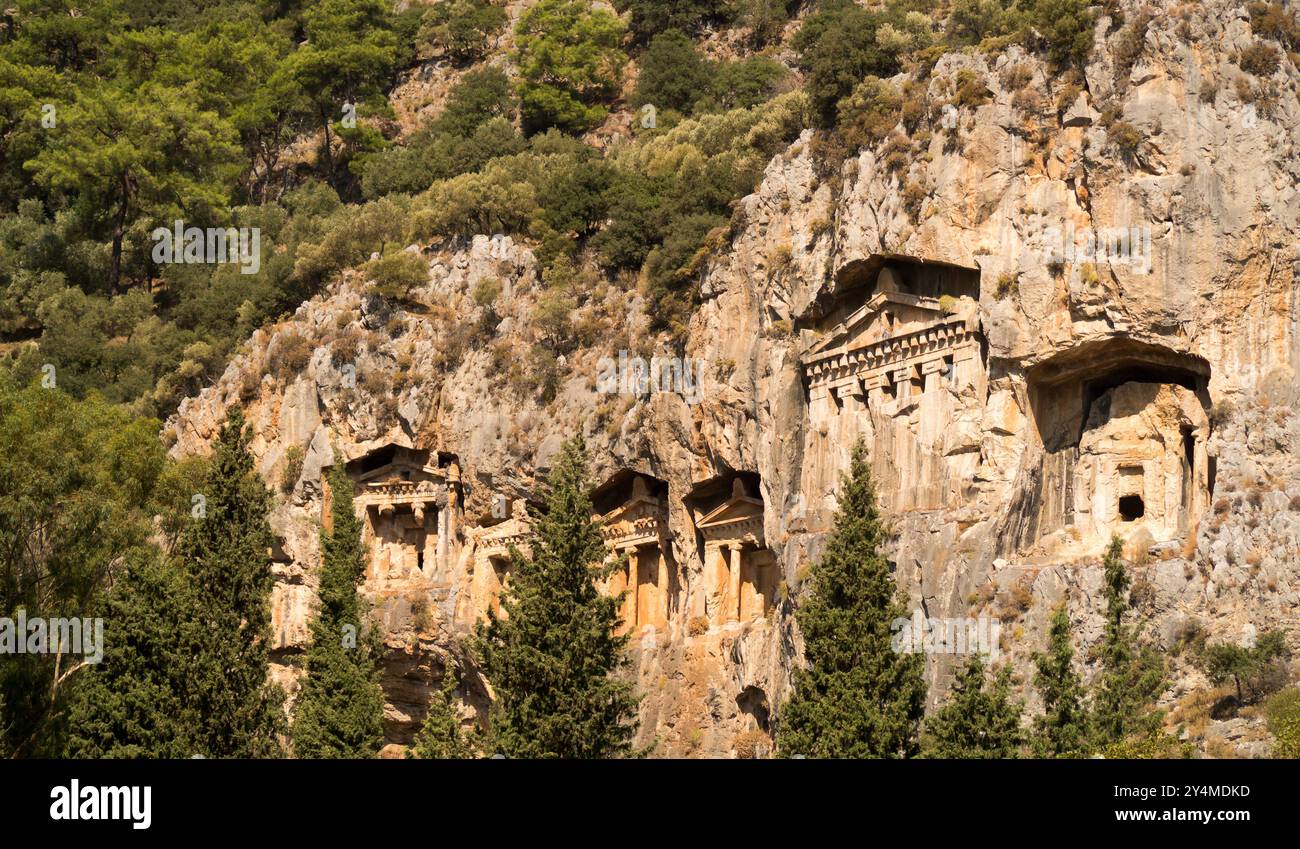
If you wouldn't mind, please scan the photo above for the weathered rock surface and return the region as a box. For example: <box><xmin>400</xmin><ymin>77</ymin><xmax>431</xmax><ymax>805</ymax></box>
<box><xmin>169</xmin><ymin>3</ymin><xmax>1300</xmax><ymax>758</ymax></box>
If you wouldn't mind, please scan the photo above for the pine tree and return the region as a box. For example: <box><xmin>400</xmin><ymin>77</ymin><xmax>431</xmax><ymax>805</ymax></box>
<box><xmin>924</xmin><ymin>655</ymin><xmax>1024</xmax><ymax>758</ymax></box>
<box><xmin>293</xmin><ymin>464</ymin><xmax>386</xmax><ymax>758</ymax></box>
<box><xmin>409</xmin><ymin>671</ymin><xmax>474</xmax><ymax>759</ymax></box>
<box><xmin>177</xmin><ymin>411</ymin><xmax>285</xmax><ymax>758</ymax></box>
<box><xmin>777</xmin><ymin>440</ymin><xmax>926</xmax><ymax>758</ymax></box>
<box><xmin>474</xmin><ymin>436</ymin><xmax>638</xmax><ymax>758</ymax></box>
<box><xmin>64</xmin><ymin>552</ymin><xmax>194</xmax><ymax>758</ymax></box>
<box><xmin>1032</xmin><ymin>602</ymin><xmax>1088</xmax><ymax>757</ymax></box>
<box><xmin>1090</xmin><ymin>536</ymin><xmax>1165</xmax><ymax>746</ymax></box>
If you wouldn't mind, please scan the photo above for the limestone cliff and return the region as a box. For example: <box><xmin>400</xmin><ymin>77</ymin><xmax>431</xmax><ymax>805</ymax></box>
<box><xmin>168</xmin><ymin>2</ymin><xmax>1300</xmax><ymax>758</ymax></box>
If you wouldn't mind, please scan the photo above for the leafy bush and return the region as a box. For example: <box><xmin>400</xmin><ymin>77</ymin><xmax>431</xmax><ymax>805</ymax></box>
<box><xmin>1199</xmin><ymin>630</ymin><xmax>1291</xmax><ymax>706</ymax></box>
<box><xmin>796</xmin><ymin>1</ymin><xmax>900</xmax><ymax>124</ymax></box>
<box><xmin>945</xmin><ymin>0</ymin><xmax>1025</xmax><ymax>49</ymax></box>
<box><xmin>364</xmin><ymin>250</ymin><xmax>427</xmax><ymax>301</ymax></box>
<box><xmin>1030</xmin><ymin>0</ymin><xmax>1095</xmax><ymax>65</ymax></box>
<box><xmin>514</xmin><ymin>0</ymin><xmax>627</xmax><ymax>134</ymax></box>
<box><xmin>417</xmin><ymin>0</ymin><xmax>508</xmax><ymax>64</ymax></box>
<box><xmin>1265</xmin><ymin>688</ymin><xmax>1300</xmax><ymax>758</ymax></box>
<box><xmin>1107</xmin><ymin>121</ymin><xmax>1143</xmax><ymax>158</ymax></box>
<box><xmin>613</xmin><ymin>0</ymin><xmax>731</xmax><ymax>42</ymax></box>
<box><xmin>634</xmin><ymin>30</ymin><xmax>711</xmax><ymax>113</ymax></box>
<box><xmin>280</xmin><ymin>444</ymin><xmax>304</xmax><ymax>493</ymax></box>
<box><xmin>836</xmin><ymin>76</ymin><xmax>903</xmax><ymax>149</ymax></box>
<box><xmin>436</xmin><ymin>67</ymin><xmax>519</xmax><ymax>138</ymax></box>
<box><xmin>635</xmin><ymin>32</ymin><xmax>789</xmax><ymax>117</ymax></box>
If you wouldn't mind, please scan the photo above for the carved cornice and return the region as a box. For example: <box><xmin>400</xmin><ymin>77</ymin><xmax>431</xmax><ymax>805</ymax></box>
<box><xmin>803</xmin><ymin>318</ymin><xmax>977</xmax><ymax>390</ymax></box>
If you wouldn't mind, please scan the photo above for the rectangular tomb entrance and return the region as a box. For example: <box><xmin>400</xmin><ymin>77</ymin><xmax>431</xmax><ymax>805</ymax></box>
<box><xmin>592</xmin><ymin>471</ymin><xmax>674</xmax><ymax>635</ymax></box>
<box><xmin>799</xmin><ymin>255</ymin><xmax>985</xmax><ymax>525</ymax></box>
<box><xmin>687</xmin><ymin>475</ymin><xmax>777</xmax><ymax>627</ymax></box>
<box><xmin>324</xmin><ymin>444</ymin><xmax>463</xmax><ymax>586</ymax></box>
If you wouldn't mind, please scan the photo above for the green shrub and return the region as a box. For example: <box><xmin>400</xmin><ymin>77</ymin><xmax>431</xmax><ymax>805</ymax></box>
<box><xmin>634</xmin><ymin>30</ymin><xmax>710</xmax><ymax>113</ymax></box>
<box><xmin>709</xmin><ymin>57</ymin><xmax>789</xmax><ymax>111</ymax></box>
<box><xmin>417</xmin><ymin>0</ymin><xmax>508</xmax><ymax>64</ymax></box>
<box><xmin>1108</xmin><ymin>121</ymin><xmax>1143</xmax><ymax>158</ymax></box>
<box><xmin>613</xmin><ymin>0</ymin><xmax>730</xmax><ymax>43</ymax></box>
<box><xmin>436</xmin><ymin>67</ymin><xmax>519</xmax><ymax>138</ymax></box>
<box><xmin>514</xmin><ymin>0</ymin><xmax>627</xmax><ymax>134</ymax></box>
<box><xmin>1030</xmin><ymin>0</ymin><xmax>1095</xmax><ymax>65</ymax></box>
<box><xmin>364</xmin><ymin>250</ymin><xmax>427</xmax><ymax>301</ymax></box>
<box><xmin>472</xmin><ymin>276</ymin><xmax>501</xmax><ymax>308</ymax></box>
<box><xmin>945</xmin><ymin>0</ymin><xmax>1025</xmax><ymax>49</ymax></box>
<box><xmin>1265</xmin><ymin>688</ymin><xmax>1300</xmax><ymax>758</ymax></box>
<box><xmin>836</xmin><ymin>76</ymin><xmax>902</xmax><ymax>149</ymax></box>
<box><xmin>736</xmin><ymin>0</ymin><xmax>792</xmax><ymax>47</ymax></box>
<box><xmin>280</xmin><ymin>444</ymin><xmax>304</xmax><ymax>494</ymax></box>
<box><xmin>796</xmin><ymin>1</ymin><xmax>900</xmax><ymax>124</ymax></box>
<box><xmin>1200</xmin><ymin>630</ymin><xmax>1291</xmax><ymax>706</ymax></box>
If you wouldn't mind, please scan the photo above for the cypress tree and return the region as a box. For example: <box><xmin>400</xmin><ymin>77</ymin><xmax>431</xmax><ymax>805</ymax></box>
<box><xmin>777</xmin><ymin>440</ymin><xmax>926</xmax><ymax>758</ymax></box>
<box><xmin>474</xmin><ymin>436</ymin><xmax>638</xmax><ymax>758</ymax></box>
<box><xmin>923</xmin><ymin>655</ymin><xmax>1024</xmax><ymax>758</ymax></box>
<box><xmin>64</xmin><ymin>553</ymin><xmax>194</xmax><ymax>758</ymax></box>
<box><xmin>1091</xmin><ymin>535</ymin><xmax>1164</xmax><ymax>746</ymax></box>
<box><xmin>1032</xmin><ymin>601</ymin><xmax>1088</xmax><ymax>757</ymax></box>
<box><xmin>293</xmin><ymin>463</ymin><xmax>386</xmax><ymax>758</ymax></box>
<box><xmin>409</xmin><ymin>671</ymin><xmax>474</xmax><ymax>759</ymax></box>
<box><xmin>177</xmin><ymin>411</ymin><xmax>285</xmax><ymax>758</ymax></box>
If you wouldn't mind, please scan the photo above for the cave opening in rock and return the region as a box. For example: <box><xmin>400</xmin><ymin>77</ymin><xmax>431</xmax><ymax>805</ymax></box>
<box><xmin>736</xmin><ymin>686</ymin><xmax>770</xmax><ymax>733</ymax></box>
<box><xmin>1118</xmin><ymin>495</ymin><xmax>1145</xmax><ymax>521</ymax></box>
<box><xmin>1012</xmin><ymin>339</ymin><xmax>1213</xmax><ymax>555</ymax></box>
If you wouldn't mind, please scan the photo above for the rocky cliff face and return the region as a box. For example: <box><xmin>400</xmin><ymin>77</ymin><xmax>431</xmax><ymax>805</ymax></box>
<box><xmin>168</xmin><ymin>2</ymin><xmax>1300</xmax><ymax>758</ymax></box>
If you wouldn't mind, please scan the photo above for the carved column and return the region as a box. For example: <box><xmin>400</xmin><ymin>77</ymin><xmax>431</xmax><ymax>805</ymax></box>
<box><xmin>728</xmin><ymin>543</ymin><xmax>742</xmax><ymax>623</ymax></box>
<box><xmin>627</xmin><ymin>547</ymin><xmax>639</xmax><ymax>632</ymax></box>
<box><xmin>435</xmin><ymin>502</ymin><xmax>447</xmax><ymax>575</ymax></box>
<box><xmin>657</xmin><ymin>548</ymin><xmax>669</xmax><ymax>629</ymax></box>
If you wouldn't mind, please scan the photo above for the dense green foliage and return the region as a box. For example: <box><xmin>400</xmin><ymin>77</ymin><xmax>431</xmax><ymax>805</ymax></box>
<box><xmin>65</xmin><ymin>410</ymin><xmax>283</xmax><ymax>758</ymax></box>
<box><xmin>0</xmin><ymin>376</ymin><xmax>165</xmax><ymax>756</ymax></box>
<box><xmin>1265</xmin><ymin>688</ymin><xmax>1300</xmax><ymax>758</ymax></box>
<box><xmin>63</xmin><ymin>552</ymin><xmax>195</xmax><ymax>758</ymax></box>
<box><xmin>417</xmin><ymin>0</ymin><xmax>508</xmax><ymax>65</ymax></box>
<box><xmin>474</xmin><ymin>437</ymin><xmax>638</xmax><ymax>758</ymax></box>
<box><xmin>292</xmin><ymin>465</ymin><xmax>386</xmax><ymax>758</ymax></box>
<box><xmin>514</xmin><ymin>0</ymin><xmax>627</xmax><ymax>135</ymax></box>
<box><xmin>1200</xmin><ymin>629</ymin><xmax>1291</xmax><ymax>706</ymax></box>
<box><xmin>778</xmin><ymin>441</ymin><xmax>926</xmax><ymax>758</ymax></box>
<box><xmin>1090</xmin><ymin>536</ymin><xmax>1165</xmax><ymax>746</ymax></box>
<box><xmin>1031</xmin><ymin>602</ymin><xmax>1088</xmax><ymax>757</ymax></box>
<box><xmin>172</xmin><ymin>411</ymin><xmax>286</xmax><ymax>757</ymax></box>
<box><xmin>924</xmin><ymin>655</ymin><xmax>1024</xmax><ymax>758</ymax></box>
<box><xmin>409</xmin><ymin>672</ymin><xmax>475</xmax><ymax>759</ymax></box>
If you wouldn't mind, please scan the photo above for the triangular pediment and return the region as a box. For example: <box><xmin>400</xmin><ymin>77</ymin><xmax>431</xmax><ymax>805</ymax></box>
<box><xmin>696</xmin><ymin>495</ymin><xmax>763</xmax><ymax>529</ymax></box>
<box><xmin>803</xmin><ymin>291</ymin><xmax>946</xmax><ymax>360</ymax></box>
<box><xmin>358</xmin><ymin>460</ymin><xmax>442</xmax><ymax>486</ymax></box>
<box><xmin>601</xmin><ymin>492</ymin><xmax>662</xmax><ymax>525</ymax></box>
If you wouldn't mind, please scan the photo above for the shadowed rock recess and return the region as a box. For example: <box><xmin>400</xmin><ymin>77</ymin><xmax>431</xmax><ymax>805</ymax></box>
<box><xmin>167</xmin><ymin>3</ymin><xmax>1300</xmax><ymax>758</ymax></box>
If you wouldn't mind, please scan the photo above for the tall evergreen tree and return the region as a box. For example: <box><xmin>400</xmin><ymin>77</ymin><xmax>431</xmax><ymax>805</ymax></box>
<box><xmin>64</xmin><ymin>552</ymin><xmax>194</xmax><ymax>758</ymax></box>
<box><xmin>777</xmin><ymin>440</ymin><xmax>926</xmax><ymax>758</ymax></box>
<box><xmin>1032</xmin><ymin>602</ymin><xmax>1088</xmax><ymax>757</ymax></box>
<box><xmin>924</xmin><ymin>655</ymin><xmax>1024</xmax><ymax>758</ymax></box>
<box><xmin>474</xmin><ymin>436</ymin><xmax>638</xmax><ymax>758</ymax></box>
<box><xmin>1091</xmin><ymin>536</ymin><xmax>1164</xmax><ymax>746</ymax></box>
<box><xmin>293</xmin><ymin>463</ymin><xmax>386</xmax><ymax>758</ymax></box>
<box><xmin>177</xmin><ymin>410</ymin><xmax>285</xmax><ymax>757</ymax></box>
<box><xmin>409</xmin><ymin>671</ymin><xmax>474</xmax><ymax>760</ymax></box>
